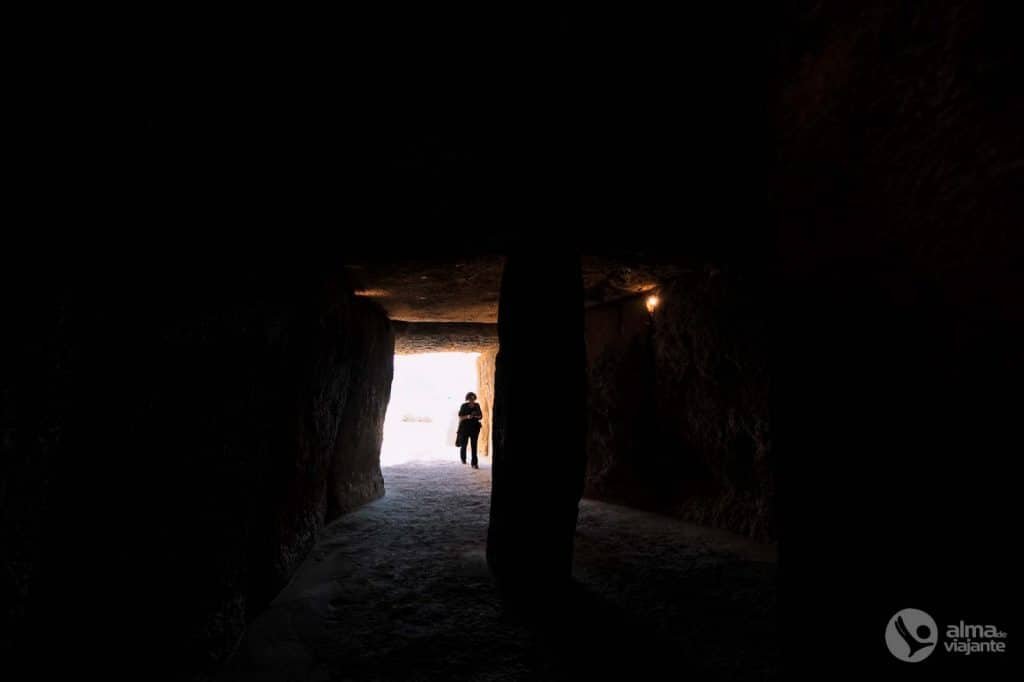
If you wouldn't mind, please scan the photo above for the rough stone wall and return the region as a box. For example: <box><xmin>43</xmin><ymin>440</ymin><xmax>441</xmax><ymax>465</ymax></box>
<box><xmin>584</xmin><ymin>270</ymin><xmax>773</xmax><ymax>541</ymax></box>
<box><xmin>772</xmin><ymin>1</ymin><xmax>1021</xmax><ymax>670</ymax></box>
<box><xmin>392</xmin><ymin>322</ymin><xmax>498</xmax><ymax>354</ymax></box>
<box><xmin>652</xmin><ymin>273</ymin><xmax>772</xmax><ymax>539</ymax></box>
<box><xmin>0</xmin><ymin>262</ymin><xmax>393</xmax><ymax>680</ymax></box>
<box><xmin>327</xmin><ymin>298</ymin><xmax>393</xmax><ymax>520</ymax></box>
<box><xmin>584</xmin><ymin>296</ymin><xmax>654</xmax><ymax>506</ymax></box>
<box><xmin>475</xmin><ymin>349</ymin><xmax>496</xmax><ymax>457</ymax></box>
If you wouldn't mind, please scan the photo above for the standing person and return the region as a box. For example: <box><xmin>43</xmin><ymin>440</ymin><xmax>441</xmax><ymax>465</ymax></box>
<box><xmin>456</xmin><ymin>392</ymin><xmax>483</xmax><ymax>468</ymax></box>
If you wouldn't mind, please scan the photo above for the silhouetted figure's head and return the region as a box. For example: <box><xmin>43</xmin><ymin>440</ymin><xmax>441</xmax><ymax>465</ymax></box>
<box><xmin>465</xmin><ymin>392</ymin><xmax>477</xmax><ymax>403</ymax></box>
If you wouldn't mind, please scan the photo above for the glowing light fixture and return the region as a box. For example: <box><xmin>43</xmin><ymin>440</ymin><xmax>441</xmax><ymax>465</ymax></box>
<box><xmin>645</xmin><ymin>294</ymin><xmax>660</xmax><ymax>313</ymax></box>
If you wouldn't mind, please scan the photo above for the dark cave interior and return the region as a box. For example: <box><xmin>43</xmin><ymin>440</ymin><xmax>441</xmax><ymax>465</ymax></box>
<box><xmin>2</xmin><ymin>3</ymin><xmax>1021</xmax><ymax>679</ymax></box>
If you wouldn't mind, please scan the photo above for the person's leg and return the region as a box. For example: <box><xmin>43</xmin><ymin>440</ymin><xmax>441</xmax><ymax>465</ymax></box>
<box><xmin>470</xmin><ymin>431</ymin><xmax>479</xmax><ymax>468</ymax></box>
<box><xmin>460</xmin><ymin>438</ymin><xmax>467</xmax><ymax>464</ymax></box>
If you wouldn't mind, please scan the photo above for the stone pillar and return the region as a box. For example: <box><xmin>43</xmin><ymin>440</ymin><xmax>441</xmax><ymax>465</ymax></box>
<box><xmin>486</xmin><ymin>251</ymin><xmax>587</xmax><ymax>591</ymax></box>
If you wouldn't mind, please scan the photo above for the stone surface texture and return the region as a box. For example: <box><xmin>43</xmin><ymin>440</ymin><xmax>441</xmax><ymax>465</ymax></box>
<box><xmin>584</xmin><ymin>270</ymin><xmax>773</xmax><ymax>540</ymax></box>
<box><xmin>224</xmin><ymin>461</ymin><xmax>776</xmax><ymax>681</ymax></box>
<box><xmin>1</xmin><ymin>264</ymin><xmax>394</xmax><ymax>679</ymax></box>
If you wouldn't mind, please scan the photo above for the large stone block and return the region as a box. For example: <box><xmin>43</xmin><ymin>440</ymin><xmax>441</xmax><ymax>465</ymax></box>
<box><xmin>487</xmin><ymin>251</ymin><xmax>587</xmax><ymax>590</ymax></box>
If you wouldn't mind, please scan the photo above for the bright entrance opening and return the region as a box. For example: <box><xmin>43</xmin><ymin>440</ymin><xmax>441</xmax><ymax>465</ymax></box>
<box><xmin>381</xmin><ymin>352</ymin><xmax>481</xmax><ymax>466</ymax></box>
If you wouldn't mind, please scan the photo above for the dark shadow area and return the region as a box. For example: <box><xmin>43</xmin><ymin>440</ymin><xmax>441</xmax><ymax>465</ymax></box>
<box><xmin>498</xmin><ymin>564</ymin><xmax>777</xmax><ymax>680</ymax></box>
<box><xmin>4</xmin><ymin>3</ymin><xmax>1020</xmax><ymax>679</ymax></box>
<box><xmin>501</xmin><ymin>582</ymin><xmax>674</xmax><ymax>680</ymax></box>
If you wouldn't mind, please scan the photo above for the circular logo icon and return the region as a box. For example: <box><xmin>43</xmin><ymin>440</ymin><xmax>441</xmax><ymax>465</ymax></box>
<box><xmin>886</xmin><ymin>608</ymin><xmax>938</xmax><ymax>662</ymax></box>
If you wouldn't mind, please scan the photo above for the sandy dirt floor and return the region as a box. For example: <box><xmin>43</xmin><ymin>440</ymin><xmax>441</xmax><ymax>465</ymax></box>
<box><xmin>222</xmin><ymin>459</ymin><xmax>776</xmax><ymax>681</ymax></box>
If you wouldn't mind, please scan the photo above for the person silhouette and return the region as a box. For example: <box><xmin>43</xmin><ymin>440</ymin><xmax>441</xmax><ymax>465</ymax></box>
<box><xmin>456</xmin><ymin>392</ymin><xmax>483</xmax><ymax>468</ymax></box>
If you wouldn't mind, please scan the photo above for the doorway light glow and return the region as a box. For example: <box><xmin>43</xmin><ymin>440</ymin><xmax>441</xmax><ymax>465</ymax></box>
<box><xmin>380</xmin><ymin>352</ymin><xmax>480</xmax><ymax>467</ymax></box>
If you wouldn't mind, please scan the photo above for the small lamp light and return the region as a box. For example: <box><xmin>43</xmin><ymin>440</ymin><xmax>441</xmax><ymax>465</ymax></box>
<box><xmin>645</xmin><ymin>294</ymin><xmax>660</xmax><ymax>314</ymax></box>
